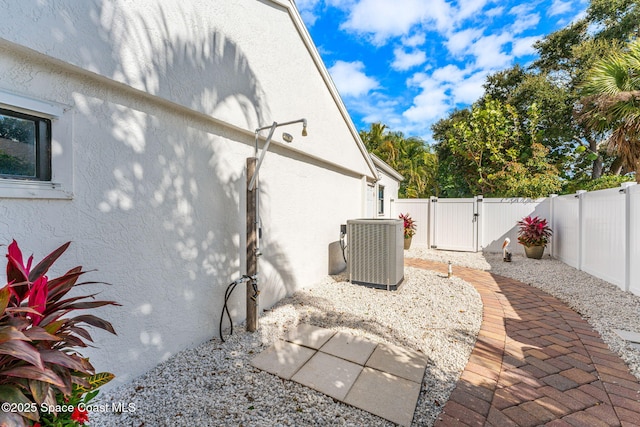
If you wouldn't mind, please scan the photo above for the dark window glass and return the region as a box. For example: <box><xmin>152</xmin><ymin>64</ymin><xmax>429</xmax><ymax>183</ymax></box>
<box><xmin>378</xmin><ymin>186</ymin><xmax>385</xmax><ymax>215</ymax></box>
<box><xmin>0</xmin><ymin>108</ymin><xmax>51</xmax><ymax>180</ymax></box>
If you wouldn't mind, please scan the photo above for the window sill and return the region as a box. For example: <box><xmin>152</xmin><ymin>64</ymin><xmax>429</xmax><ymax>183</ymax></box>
<box><xmin>0</xmin><ymin>179</ymin><xmax>72</xmax><ymax>199</ymax></box>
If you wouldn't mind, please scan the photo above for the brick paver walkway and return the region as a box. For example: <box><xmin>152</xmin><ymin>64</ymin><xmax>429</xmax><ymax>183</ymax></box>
<box><xmin>406</xmin><ymin>258</ymin><xmax>640</xmax><ymax>427</ymax></box>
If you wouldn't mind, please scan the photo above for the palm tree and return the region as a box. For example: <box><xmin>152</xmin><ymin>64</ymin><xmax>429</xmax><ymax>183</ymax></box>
<box><xmin>360</xmin><ymin>123</ymin><xmax>437</xmax><ymax>198</ymax></box>
<box><xmin>579</xmin><ymin>40</ymin><xmax>640</xmax><ymax>182</ymax></box>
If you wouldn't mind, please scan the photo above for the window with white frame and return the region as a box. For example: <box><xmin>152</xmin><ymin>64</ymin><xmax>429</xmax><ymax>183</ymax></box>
<box><xmin>378</xmin><ymin>185</ymin><xmax>385</xmax><ymax>215</ymax></box>
<box><xmin>0</xmin><ymin>108</ymin><xmax>51</xmax><ymax>180</ymax></box>
<box><xmin>0</xmin><ymin>89</ymin><xmax>72</xmax><ymax>199</ymax></box>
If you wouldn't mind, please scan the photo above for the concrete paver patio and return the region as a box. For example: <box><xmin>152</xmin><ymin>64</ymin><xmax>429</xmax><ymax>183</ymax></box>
<box><xmin>406</xmin><ymin>258</ymin><xmax>640</xmax><ymax>427</ymax></box>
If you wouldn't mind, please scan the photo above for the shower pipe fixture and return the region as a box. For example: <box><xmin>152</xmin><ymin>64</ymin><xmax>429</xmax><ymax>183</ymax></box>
<box><xmin>248</xmin><ymin>118</ymin><xmax>308</xmax><ymax>191</ymax></box>
<box><xmin>244</xmin><ymin>118</ymin><xmax>308</xmax><ymax>332</ymax></box>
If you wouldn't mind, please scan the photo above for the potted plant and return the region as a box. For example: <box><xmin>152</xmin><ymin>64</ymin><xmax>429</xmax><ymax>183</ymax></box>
<box><xmin>517</xmin><ymin>215</ymin><xmax>552</xmax><ymax>259</ymax></box>
<box><xmin>399</xmin><ymin>213</ymin><xmax>416</xmax><ymax>250</ymax></box>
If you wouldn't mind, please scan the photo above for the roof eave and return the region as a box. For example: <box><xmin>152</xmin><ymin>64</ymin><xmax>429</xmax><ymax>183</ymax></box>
<box><xmin>270</xmin><ymin>0</ymin><xmax>379</xmax><ymax>181</ymax></box>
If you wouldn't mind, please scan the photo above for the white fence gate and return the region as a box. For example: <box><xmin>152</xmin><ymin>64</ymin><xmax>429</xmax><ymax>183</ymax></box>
<box><xmin>430</xmin><ymin>197</ymin><xmax>480</xmax><ymax>252</ymax></box>
<box><xmin>395</xmin><ymin>182</ymin><xmax>640</xmax><ymax>295</ymax></box>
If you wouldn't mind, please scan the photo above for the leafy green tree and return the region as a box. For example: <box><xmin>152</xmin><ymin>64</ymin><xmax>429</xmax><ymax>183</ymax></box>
<box><xmin>587</xmin><ymin>0</ymin><xmax>640</xmax><ymax>41</ymax></box>
<box><xmin>432</xmin><ymin>109</ymin><xmax>474</xmax><ymax>197</ymax></box>
<box><xmin>532</xmin><ymin>0</ymin><xmax>640</xmax><ymax>183</ymax></box>
<box><xmin>434</xmin><ymin>98</ymin><xmax>561</xmax><ymax>198</ymax></box>
<box><xmin>482</xmin><ymin>66</ymin><xmax>579</xmax><ymax>178</ymax></box>
<box><xmin>579</xmin><ymin>39</ymin><xmax>640</xmax><ymax>182</ymax></box>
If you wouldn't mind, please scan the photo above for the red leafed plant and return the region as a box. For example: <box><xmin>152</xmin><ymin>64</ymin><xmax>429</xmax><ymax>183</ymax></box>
<box><xmin>399</xmin><ymin>213</ymin><xmax>416</xmax><ymax>239</ymax></box>
<box><xmin>0</xmin><ymin>240</ymin><xmax>119</xmax><ymax>427</ymax></box>
<box><xmin>517</xmin><ymin>216</ymin><xmax>552</xmax><ymax>247</ymax></box>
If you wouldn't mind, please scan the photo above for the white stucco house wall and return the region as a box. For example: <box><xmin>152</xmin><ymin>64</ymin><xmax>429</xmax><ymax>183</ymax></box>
<box><xmin>366</xmin><ymin>154</ymin><xmax>404</xmax><ymax>219</ymax></box>
<box><xmin>0</xmin><ymin>0</ymin><xmax>382</xmax><ymax>386</ymax></box>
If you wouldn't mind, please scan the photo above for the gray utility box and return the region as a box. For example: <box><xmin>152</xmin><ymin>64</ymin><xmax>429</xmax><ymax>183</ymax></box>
<box><xmin>347</xmin><ymin>219</ymin><xmax>404</xmax><ymax>290</ymax></box>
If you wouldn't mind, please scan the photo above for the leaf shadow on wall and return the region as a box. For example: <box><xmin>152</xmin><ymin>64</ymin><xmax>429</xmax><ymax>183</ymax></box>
<box><xmin>64</xmin><ymin>3</ymin><xmax>299</xmax><ymax>385</ymax></box>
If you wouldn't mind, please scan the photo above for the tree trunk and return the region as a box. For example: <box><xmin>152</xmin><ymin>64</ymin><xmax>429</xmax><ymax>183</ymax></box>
<box><xmin>588</xmin><ymin>136</ymin><xmax>603</xmax><ymax>179</ymax></box>
<box><xmin>591</xmin><ymin>156</ymin><xmax>603</xmax><ymax>179</ymax></box>
<box><xmin>609</xmin><ymin>156</ymin><xmax>624</xmax><ymax>175</ymax></box>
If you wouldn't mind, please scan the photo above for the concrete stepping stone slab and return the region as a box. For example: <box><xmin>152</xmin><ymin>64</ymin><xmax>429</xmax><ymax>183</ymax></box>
<box><xmin>252</xmin><ymin>325</ymin><xmax>425</xmax><ymax>425</ymax></box>
<box><xmin>344</xmin><ymin>367</ymin><xmax>421</xmax><ymax>427</ymax></box>
<box><xmin>250</xmin><ymin>340</ymin><xmax>315</xmax><ymax>380</ymax></box>
<box><xmin>291</xmin><ymin>352</ymin><xmax>363</xmax><ymax>401</ymax></box>
<box><xmin>319</xmin><ymin>331</ymin><xmax>378</xmax><ymax>365</ymax></box>
<box><xmin>285</xmin><ymin>323</ymin><xmax>336</xmax><ymax>349</ymax></box>
<box><xmin>613</xmin><ymin>329</ymin><xmax>640</xmax><ymax>343</ymax></box>
<box><xmin>365</xmin><ymin>342</ymin><xmax>428</xmax><ymax>383</ymax></box>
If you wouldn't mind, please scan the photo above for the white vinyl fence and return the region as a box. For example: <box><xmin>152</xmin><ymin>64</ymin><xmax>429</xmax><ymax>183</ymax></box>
<box><xmin>395</xmin><ymin>196</ymin><xmax>549</xmax><ymax>253</ymax></box>
<box><xmin>395</xmin><ymin>182</ymin><xmax>640</xmax><ymax>295</ymax></box>
<box><xmin>481</xmin><ymin>197</ymin><xmax>549</xmax><ymax>253</ymax></box>
<box><xmin>393</xmin><ymin>198</ymin><xmax>429</xmax><ymax>248</ymax></box>
<box><xmin>551</xmin><ymin>183</ymin><xmax>639</xmax><ymax>293</ymax></box>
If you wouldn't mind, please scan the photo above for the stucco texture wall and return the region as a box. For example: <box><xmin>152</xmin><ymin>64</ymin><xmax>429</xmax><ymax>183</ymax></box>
<box><xmin>0</xmin><ymin>0</ymin><xmax>372</xmax><ymax>386</ymax></box>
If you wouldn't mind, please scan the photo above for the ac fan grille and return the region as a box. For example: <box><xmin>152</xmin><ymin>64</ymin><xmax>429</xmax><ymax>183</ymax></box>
<box><xmin>347</xmin><ymin>219</ymin><xmax>404</xmax><ymax>290</ymax></box>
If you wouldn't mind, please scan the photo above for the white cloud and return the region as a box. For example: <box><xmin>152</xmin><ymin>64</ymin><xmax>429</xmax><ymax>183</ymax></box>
<box><xmin>450</xmin><ymin>71</ymin><xmax>487</xmax><ymax>104</ymax></box>
<box><xmin>340</xmin><ymin>0</ymin><xmax>453</xmax><ymax>44</ymax></box>
<box><xmin>509</xmin><ymin>4</ymin><xmax>535</xmax><ymax>16</ymax></box>
<box><xmin>511</xmin><ymin>13</ymin><xmax>540</xmax><ymax>34</ymax></box>
<box><xmin>549</xmin><ymin>0</ymin><xmax>573</xmax><ymax>16</ymax></box>
<box><xmin>507</xmin><ymin>4</ymin><xmax>540</xmax><ymax>34</ymax></box>
<box><xmin>446</xmin><ymin>28</ymin><xmax>484</xmax><ymax>57</ymax></box>
<box><xmin>431</xmin><ymin>64</ymin><xmax>466</xmax><ymax>83</ymax></box>
<box><xmin>400</xmin><ymin>65</ymin><xmax>497</xmax><ymax>139</ymax></box>
<box><xmin>403</xmin><ymin>80</ymin><xmax>451</xmax><ymax>122</ymax></box>
<box><xmin>456</xmin><ymin>0</ymin><xmax>489</xmax><ymax>21</ymax></box>
<box><xmin>402</xmin><ymin>32</ymin><xmax>426</xmax><ymax>48</ymax></box>
<box><xmin>468</xmin><ymin>33</ymin><xmax>513</xmax><ymax>70</ymax></box>
<box><xmin>328</xmin><ymin>60</ymin><xmax>379</xmax><ymax>97</ymax></box>
<box><xmin>314</xmin><ymin>0</ymin><xmax>588</xmax><ymax>141</ymax></box>
<box><xmin>295</xmin><ymin>0</ymin><xmax>321</xmax><ymax>26</ymax></box>
<box><xmin>403</xmin><ymin>65</ymin><xmax>464</xmax><ymax>122</ymax></box>
<box><xmin>406</xmin><ymin>72</ymin><xmax>429</xmax><ymax>87</ymax></box>
<box><xmin>360</xmin><ymin>98</ymin><xmax>402</xmax><ymax>126</ymax></box>
<box><xmin>511</xmin><ymin>35</ymin><xmax>541</xmax><ymax>57</ymax></box>
<box><xmin>391</xmin><ymin>48</ymin><xmax>427</xmax><ymax>71</ymax></box>
<box><xmin>485</xmin><ymin>6</ymin><xmax>504</xmax><ymax>17</ymax></box>
<box><xmin>325</xmin><ymin>0</ymin><xmax>357</xmax><ymax>7</ymax></box>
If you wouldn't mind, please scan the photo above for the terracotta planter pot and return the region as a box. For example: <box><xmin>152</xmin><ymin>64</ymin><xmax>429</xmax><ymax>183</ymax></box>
<box><xmin>404</xmin><ymin>236</ymin><xmax>412</xmax><ymax>250</ymax></box>
<box><xmin>523</xmin><ymin>245</ymin><xmax>545</xmax><ymax>259</ymax></box>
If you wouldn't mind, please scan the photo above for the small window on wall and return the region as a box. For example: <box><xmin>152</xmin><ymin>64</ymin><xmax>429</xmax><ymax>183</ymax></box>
<box><xmin>378</xmin><ymin>185</ymin><xmax>385</xmax><ymax>215</ymax></box>
<box><xmin>0</xmin><ymin>108</ymin><xmax>51</xmax><ymax>180</ymax></box>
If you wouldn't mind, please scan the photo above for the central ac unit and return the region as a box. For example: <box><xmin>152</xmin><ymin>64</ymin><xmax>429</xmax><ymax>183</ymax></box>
<box><xmin>347</xmin><ymin>219</ymin><xmax>404</xmax><ymax>290</ymax></box>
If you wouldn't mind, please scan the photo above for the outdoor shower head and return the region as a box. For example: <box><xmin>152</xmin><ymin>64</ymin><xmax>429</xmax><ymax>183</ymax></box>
<box><xmin>282</xmin><ymin>132</ymin><xmax>294</xmax><ymax>143</ymax></box>
<box><xmin>250</xmin><ymin>118</ymin><xmax>309</xmax><ymax>190</ymax></box>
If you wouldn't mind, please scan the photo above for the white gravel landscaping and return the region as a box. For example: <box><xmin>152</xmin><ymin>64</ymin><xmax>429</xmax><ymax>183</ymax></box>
<box><xmin>91</xmin><ymin>248</ymin><xmax>640</xmax><ymax>426</ymax></box>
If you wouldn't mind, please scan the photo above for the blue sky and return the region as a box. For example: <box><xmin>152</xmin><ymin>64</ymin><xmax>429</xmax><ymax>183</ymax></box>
<box><xmin>296</xmin><ymin>0</ymin><xmax>588</xmax><ymax>142</ymax></box>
